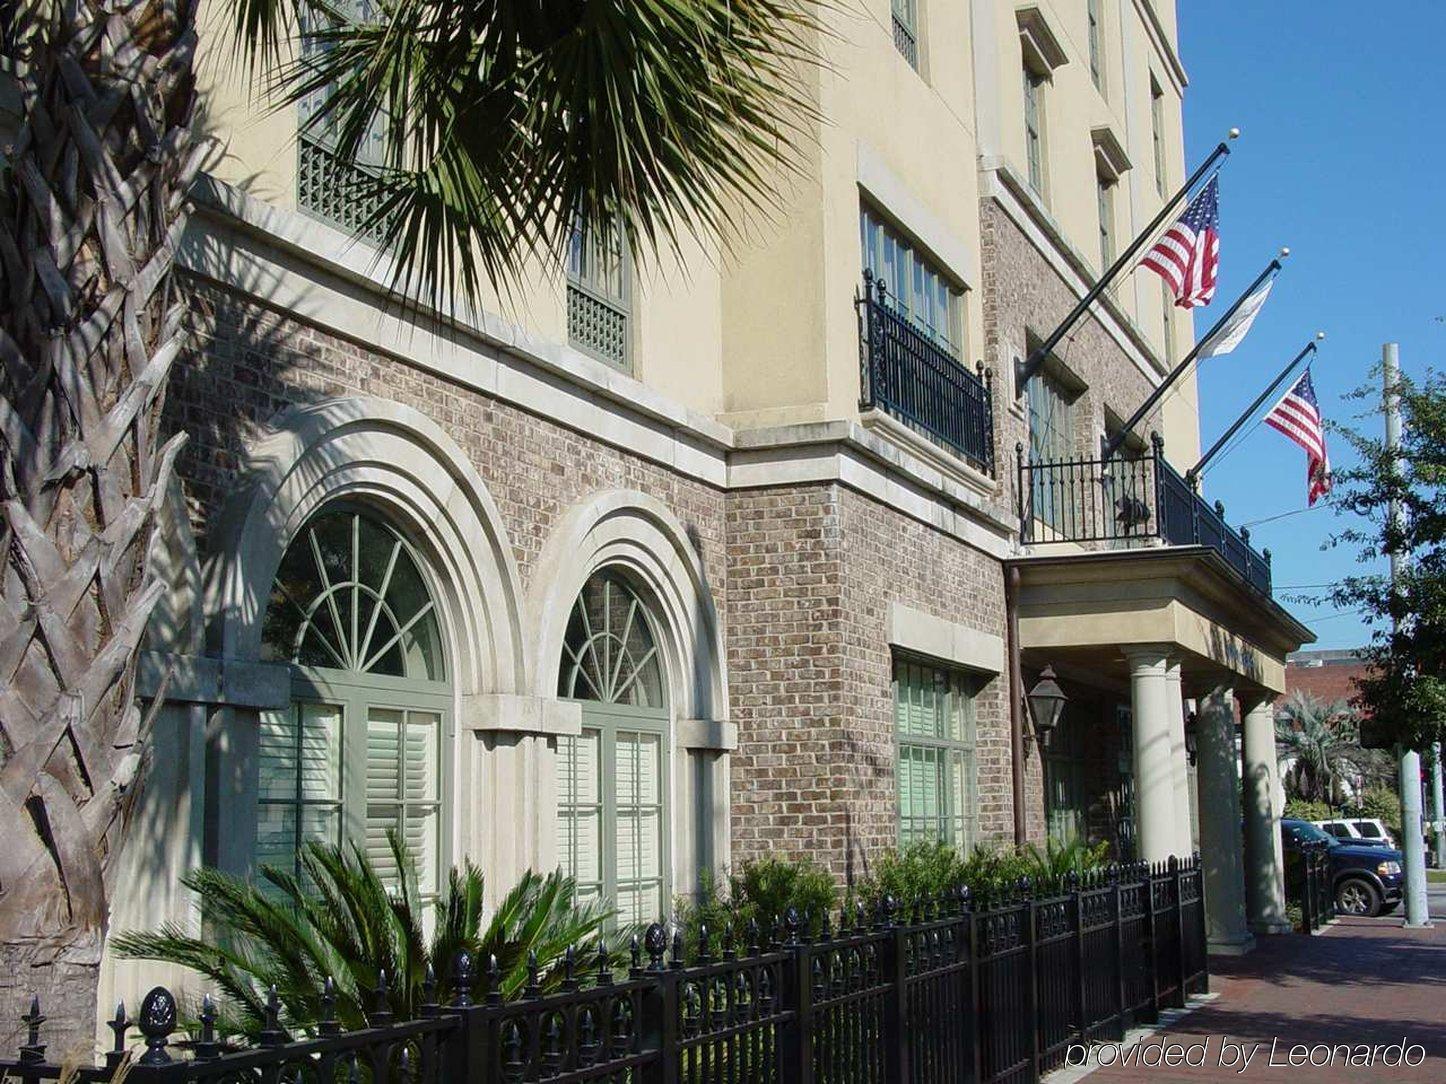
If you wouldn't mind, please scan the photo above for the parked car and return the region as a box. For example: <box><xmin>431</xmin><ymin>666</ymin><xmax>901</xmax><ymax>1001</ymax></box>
<box><xmin>1313</xmin><ymin>818</ymin><xmax>1396</xmax><ymax>849</ymax></box>
<box><xmin>1281</xmin><ymin>818</ymin><xmax>1404</xmax><ymax>917</ymax></box>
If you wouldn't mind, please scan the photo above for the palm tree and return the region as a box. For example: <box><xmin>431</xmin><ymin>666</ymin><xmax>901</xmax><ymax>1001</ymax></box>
<box><xmin>1274</xmin><ymin>691</ymin><xmax>1365</xmax><ymax>804</ymax></box>
<box><xmin>1</xmin><ymin>0</ymin><xmax>822</xmax><ymax>1046</ymax></box>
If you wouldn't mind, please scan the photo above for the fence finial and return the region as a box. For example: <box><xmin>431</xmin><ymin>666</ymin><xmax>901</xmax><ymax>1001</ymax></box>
<box><xmin>486</xmin><ymin>954</ymin><xmax>503</xmax><ymax>1006</ymax></box>
<box><xmin>452</xmin><ymin>949</ymin><xmax>476</xmax><ymax>1007</ymax></box>
<box><xmin>196</xmin><ymin>994</ymin><xmax>221</xmax><ymax>1060</ymax></box>
<box><xmin>596</xmin><ymin>941</ymin><xmax>613</xmax><ymax>986</ymax></box>
<box><xmin>19</xmin><ymin>996</ymin><xmax>46</xmax><ymax>1065</ymax></box>
<box><xmin>137</xmin><ymin>986</ymin><xmax>178</xmax><ymax>1066</ymax></box>
<box><xmin>524</xmin><ymin>951</ymin><xmax>542</xmax><ymax>997</ymax></box>
<box><xmin>261</xmin><ymin>984</ymin><xmax>285</xmax><ymax>1046</ymax></box>
<box><xmin>644</xmin><ymin>923</ymin><xmax>667</xmax><ymax>971</ymax></box>
<box><xmin>105</xmin><ymin>1000</ymin><xmax>129</xmax><ymax>1070</ymax></box>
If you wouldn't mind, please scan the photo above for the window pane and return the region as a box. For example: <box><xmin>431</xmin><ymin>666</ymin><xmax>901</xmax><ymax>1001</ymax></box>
<box><xmin>256</xmin><ymin>805</ymin><xmax>298</xmax><ymax>875</ymax></box>
<box><xmin>300</xmin><ymin>702</ymin><xmax>342</xmax><ymax>801</ymax></box>
<box><xmin>894</xmin><ymin>658</ymin><xmax>977</xmax><ymax>849</ymax></box>
<box><xmin>405</xmin><ymin>711</ymin><xmax>440</xmax><ymax>804</ymax></box>
<box><xmin>557</xmin><ymin>731</ymin><xmax>604</xmax><ymax>900</ymax></box>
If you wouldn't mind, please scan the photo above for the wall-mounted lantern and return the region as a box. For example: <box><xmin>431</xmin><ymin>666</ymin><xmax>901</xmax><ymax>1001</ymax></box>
<box><xmin>1025</xmin><ymin>665</ymin><xmax>1068</xmax><ymax>754</ymax></box>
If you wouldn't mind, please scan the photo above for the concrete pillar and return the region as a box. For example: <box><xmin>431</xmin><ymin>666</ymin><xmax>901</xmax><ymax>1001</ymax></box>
<box><xmin>1125</xmin><ymin>647</ymin><xmax>1177</xmax><ymax>863</ymax></box>
<box><xmin>1197</xmin><ymin>687</ymin><xmax>1254</xmax><ymax>954</ymax></box>
<box><xmin>1241</xmin><ymin>694</ymin><xmax>1291</xmax><ymax>934</ymax></box>
<box><xmin>1165</xmin><ymin>660</ymin><xmax>1192</xmax><ymax>856</ymax></box>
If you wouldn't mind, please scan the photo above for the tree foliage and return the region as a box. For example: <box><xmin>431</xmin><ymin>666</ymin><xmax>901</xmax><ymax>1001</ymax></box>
<box><xmin>1328</xmin><ymin>367</ymin><xmax>1446</xmax><ymax>749</ymax></box>
<box><xmin>229</xmin><ymin>0</ymin><xmax>828</xmax><ymax>314</ymax></box>
<box><xmin>1274</xmin><ymin>690</ymin><xmax>1387</xmax><ymax>803</ymax></box>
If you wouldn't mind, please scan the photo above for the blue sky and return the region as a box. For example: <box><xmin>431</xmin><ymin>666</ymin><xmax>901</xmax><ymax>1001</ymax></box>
<box><xmin>1176</xmin><ymin>1</ymin><xmax>1442</xmax><ymax>650</ymax></box>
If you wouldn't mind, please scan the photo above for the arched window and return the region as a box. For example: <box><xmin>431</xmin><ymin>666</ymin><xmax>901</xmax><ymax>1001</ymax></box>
<box><xmin>556</xmin><ymin>572</ymin><xmax>669</xmax><ymax>924</ymax></box>
<box><xmin>259</xmin><ymin>507</ymin><xmax>449</xmax><ymax>900</ymax></box>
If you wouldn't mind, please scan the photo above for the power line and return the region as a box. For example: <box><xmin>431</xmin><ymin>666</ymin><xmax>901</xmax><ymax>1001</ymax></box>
<box><xmin>1238</xmin><ymin>504</ymin><xmax>1329</xmax><ymax>529</ymax></box>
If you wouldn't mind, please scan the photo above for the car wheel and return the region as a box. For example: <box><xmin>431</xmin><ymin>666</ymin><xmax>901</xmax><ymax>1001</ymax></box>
<box><xmin>1336</xmin><ymin>877</ymin><xmax>1382</xmax><ymax>917</ymax></box>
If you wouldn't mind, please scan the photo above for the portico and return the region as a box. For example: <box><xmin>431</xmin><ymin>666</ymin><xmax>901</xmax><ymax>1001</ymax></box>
<box><xmin>1011</xmin><ymin>546</ymin><xmax>1312</xmax><ymax>954</ymax></box>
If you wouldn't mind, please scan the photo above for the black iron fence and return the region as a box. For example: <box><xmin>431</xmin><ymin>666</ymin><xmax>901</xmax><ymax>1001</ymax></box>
<box><xmin>1017</xmin><ymin>433</ymin><xmax>1272</xmax><ymax>593</ymax></box>
<box><xmin>2</xmin><ymin>858</ymin><xmax>1206</xmax><ymax>1084</ymax></box>
<box><xmin>1285</xmin><ymin>842</ymin><xmax>1337</xmax><ymax>933</ymax></box>
<box><xmin>857</xmin><ymin>274</ymin><xmax>996</xmax><ymax>478</ymax></box>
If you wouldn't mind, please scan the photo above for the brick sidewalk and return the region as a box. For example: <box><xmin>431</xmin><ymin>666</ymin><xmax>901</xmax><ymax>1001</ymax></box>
<box><xmin>1077</xmin><ymin>917</ymin><xmax>1446</xmax><ymax>1081</ymax></box>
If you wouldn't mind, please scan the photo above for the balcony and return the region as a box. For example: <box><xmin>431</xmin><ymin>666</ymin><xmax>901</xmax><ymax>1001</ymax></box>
<box><xmin>856</xmin><ymin>274</ymin><xmax>996</xmax><ymax>477</ymax></box>
<box><xmin>1017</xmin><ymin>433</ymin><xmax>1272</xmax><ymax>594</ymax></box>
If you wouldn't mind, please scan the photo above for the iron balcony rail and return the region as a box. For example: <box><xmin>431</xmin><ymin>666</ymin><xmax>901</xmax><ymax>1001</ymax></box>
<box><xmin>857</xmin><ymin>273</ymin><xmax>997</xmax><ymax>478</ymax></box>
<box><xmin>3</xmin><ymin>858</ymin><xmax>1206</xmax><ymax>1084</ymax></box>
<box><xmin>1017</xmin><ymin>433</ymin><xmax>1272</xmax><ymax>594</ymax></box>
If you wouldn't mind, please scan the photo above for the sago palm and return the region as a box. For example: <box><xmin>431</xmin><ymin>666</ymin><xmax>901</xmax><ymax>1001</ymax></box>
<box><xmin>2</xmin><ymin>0</ymin><xmax>822</xmax><ymax>1047</ymax></box>
<box><xmin>113</xmin><ymin>833</ymin><xmax>611</xmax><ymax>1042</ymax></box>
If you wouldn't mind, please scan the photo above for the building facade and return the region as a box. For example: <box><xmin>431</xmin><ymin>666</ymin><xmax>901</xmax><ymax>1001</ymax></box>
<box><xmin>44</xmin><ymin>0</ymin><xmax>1312</xmax><ymax>1027</ymax></box>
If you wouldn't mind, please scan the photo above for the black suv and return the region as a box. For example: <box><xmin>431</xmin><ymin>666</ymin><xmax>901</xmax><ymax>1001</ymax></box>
<box><xmin>1281</xmin><ymin>818</ymin><xmax>1404</xmax><ymax>917</ymax></box>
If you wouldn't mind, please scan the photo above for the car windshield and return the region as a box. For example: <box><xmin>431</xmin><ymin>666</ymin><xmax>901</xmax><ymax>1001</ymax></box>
<box><xmin>1290</xmin><ymin>822</ymin><xmax>1335</xmax><ymax>845</ymax></box>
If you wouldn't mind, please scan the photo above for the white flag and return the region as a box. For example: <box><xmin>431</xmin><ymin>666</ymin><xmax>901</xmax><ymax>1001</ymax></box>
<box><xmin>1198</xmin><ymin>278</ymin><xmax>1274</xmax><ymax>358</ymax></box>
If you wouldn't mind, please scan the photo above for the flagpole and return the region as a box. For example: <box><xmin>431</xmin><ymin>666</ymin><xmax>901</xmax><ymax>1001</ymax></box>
<box><xmin>1101</xmin><ymin>250</ymin><xmax>1287</xmax><ymax>463</ymax></box>
<box><xmin>1014</xmin><ymin>128</ymin><xmax>1240</xmax><ymax>392</ymax></box>
<box><xmin>1186</xmin><ymin>332</ymin><xmax>1325</xmax><ymax>485</ymax></box>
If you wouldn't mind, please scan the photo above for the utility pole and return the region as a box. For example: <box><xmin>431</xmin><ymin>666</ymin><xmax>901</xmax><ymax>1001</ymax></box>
<box><xmin>1384</xmin><ymin>342</ymin><xmax>1431</xmax><ymax>926</ymax></box>
<box><xmin>1432</xmin><ymin>743</ymin><xmax>1446</xmax><ymax>869</ymax></box>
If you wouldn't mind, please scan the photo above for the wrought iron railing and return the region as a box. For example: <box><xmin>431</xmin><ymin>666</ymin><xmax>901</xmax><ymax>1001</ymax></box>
<box><xmin>2</xmin><ymin>858</ymin><xmax>1206</xmax><ymax>1084</ymax></box>
<box><xmin>297</xmin><ymin>135</ymin><xmax>396</xmax><ymax>246</ymax></box>
<box><xmin>1018</xmin><ymin>433</ymin><xmax>1273</xmax><ymax>593</ymax></box>
<box><xmin>857</xmin><ymin>273</ymin><xmax>996</xmax><ymax>477</ymax></box>
<box><xmin>1285</xmin><ymin>841</ymin><xmax>1337</xmax><ymax>933</ymax></box>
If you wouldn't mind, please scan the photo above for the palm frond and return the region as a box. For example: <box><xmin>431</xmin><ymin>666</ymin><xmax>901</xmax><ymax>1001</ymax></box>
<box><xmin>225</xmin><ymin>0</ymin><xmax>830</xmax><ymax>316</ymax></box>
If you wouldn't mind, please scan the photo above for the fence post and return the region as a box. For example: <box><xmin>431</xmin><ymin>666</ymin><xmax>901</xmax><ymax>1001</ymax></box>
<box><xmin>1070</xmin><ymin>872</ymin><xmax>1087</xmax><ymax>1049</ymax></box>
<box><xmin>1171</xmin><ymin>856</ymin><xmax>1187</xmax><ymax>1008</ymax></box>
<box><xmin>1024</xmin><ymin>879</ymin><xmax>1041</xmax><ymax>1081</ymax></box>
<box><xmin>1112</xmin><ymin>867</ymin><xmax>1127</xmax><ymax>1038</ymax></box>
<box><xmin>886</xmin><ymin>914</ymin><xmax>911</xmax><ymax>1084</ymax></box>
<box><xmin>962</xmin><ymin>887</ymin><xmax>984</xmax><ymax>1084</ymax></box>
<box><xmin>1142</xmin><ymin>863</ymin><xmax>1159</xmax><ymax>1024</ymax></box>
<box><xmin>636</xmin><ymin>924</ymin><xmax>679</xmax><ymax>1084</ymax></box>
<box><xmin>777</xmin><ymin>908</ymin><xmax>815</xmax><ymax>1084</ymax></box>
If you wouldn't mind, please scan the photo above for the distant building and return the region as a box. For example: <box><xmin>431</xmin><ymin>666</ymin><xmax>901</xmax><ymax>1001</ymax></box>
<box><xmin>1286</xmin><ymin>648</ymin><xmax>1370</xmax><ymax>708</ymax></box>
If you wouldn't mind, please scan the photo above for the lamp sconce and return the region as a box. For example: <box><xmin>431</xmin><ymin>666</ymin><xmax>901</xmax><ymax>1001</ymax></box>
<box><xmin>1024</xmin><ymin>665</ymin><xmax>1068</xmax><ymax>756</ymax></box>
<box><xmin>1185</xmin><ymin>711</ymin><xmax>1199</xmax><ymax>767</ymax></box>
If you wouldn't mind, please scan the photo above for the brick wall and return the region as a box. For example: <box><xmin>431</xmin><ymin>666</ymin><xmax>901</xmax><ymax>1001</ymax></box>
<box><xmin>173</xmin><ymin>277</ymin><xmax>1032</xmax><ymax>893</ymax></box>
<box><xmin>726</xmin><ymin>481</ymin><xmax>1015</xmax><ymax>887</ymax></box>
<box><xmin>979</xmin><ymin>199</ymin><xmax>1169</xmax><ymax>518</ymax></box>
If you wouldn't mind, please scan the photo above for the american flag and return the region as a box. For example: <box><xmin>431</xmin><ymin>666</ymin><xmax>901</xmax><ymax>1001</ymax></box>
<box><xmin>1265</xmin><ymin>368</ymin><xmax>1331</xmax><ymax>506</ymax></box>
<box><xmin>1140</xmin><ymin>175</ymin><xmax>1220</xmax><ymax>309</ymax></box>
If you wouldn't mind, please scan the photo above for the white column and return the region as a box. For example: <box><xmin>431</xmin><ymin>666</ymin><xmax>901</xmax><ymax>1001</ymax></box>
<box><xmin>1125</xmin><ymin>647</ymin><xmax>1177</xmax><ymax>864</ymax></box>
<box><xmin>1241</xmin><ymin>694</ymin><xmax>1290</xmax><ymax>934</ymax></box>
<box><xmin>1165</xmin><ymin>660</ymin><xmax>1192</xmax><ymax>857</ymax></box>
<box><xmin>1197</xmin><ymin>687</ymin><xmax>1254</xmax><ymax>954</ymax></box>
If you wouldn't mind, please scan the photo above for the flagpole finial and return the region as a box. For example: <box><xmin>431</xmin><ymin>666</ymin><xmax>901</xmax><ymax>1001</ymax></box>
<box><xmin>1228</xmin><ymin>127</ymin><xmax>1241</xmax><ymax>139</ymax></box>
<box><xmin>1316</xmin><ymin>331</ymin><xmax>1326</xmax><ymax>341</ymax></box>
<box><xmin>1279</xmin><ymin>247</ymin><xmax>1291</xmax><ymax>259</ymax></box>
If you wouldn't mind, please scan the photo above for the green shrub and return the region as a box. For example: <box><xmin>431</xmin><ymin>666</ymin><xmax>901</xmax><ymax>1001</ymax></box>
<box><xmin>858</xmin><ymin>840</ymin><xmax>968</xmax><ymax>914</ymax></box>
<box><xmin>859</xmin><ymin>836</ymin><xmax>1110</xmax><ymax>913</ymax></box>
<box><xmin>1284</xmin><ymin>797</ymin><xmax>1334</xmax><ymax>823</ymax></box>
<box><xmin>674</xmin><ymin>855</ymin><xmax>839</xmax><ymax>952</ymax></box>
<box><xmin>1020</xmin><ymin>835</ymin><xmax>1112</xmax><ymax>884</ymax></box>
<box><xmin>1356</xmin><ymin>786</ymin><xmax>1403</xmax><ymax>841</ymax></box>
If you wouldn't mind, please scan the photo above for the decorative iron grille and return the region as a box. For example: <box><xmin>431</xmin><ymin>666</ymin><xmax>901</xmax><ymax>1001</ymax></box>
<box><xmin>567</xmin><ymin>284</ymin><xmax>630</xmax><ymax>370</ymax></box>
<box><xmin>297</xmin><ymin>136</ymin><xmax>395</xmax><ymax>246</ymax></box>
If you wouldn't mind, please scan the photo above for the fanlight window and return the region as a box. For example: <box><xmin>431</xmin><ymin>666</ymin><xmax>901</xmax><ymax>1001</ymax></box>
<box><xmin>262</xmin><ymin>509</ymin><xmax>445</xmax><ymax>681</ymax></box>
<box><xmin>558</xmin><ymin>573</ymin><xmax>665</xmax><ymax>707</ymax></box>
<box><xmin>556</xmin><ymin>572</ymin><xmax>669</xmax><ymax>925</ymax></box>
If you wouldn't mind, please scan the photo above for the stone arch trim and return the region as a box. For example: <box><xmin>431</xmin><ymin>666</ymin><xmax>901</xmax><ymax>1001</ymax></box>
<box><xmin>527</xmin><ymin>491</ymin><xmax>727</xmax><ymax>723</ymax></box>
<box><xmin>205</xmin><ymin>396</ymin><xmax>525</xmax><ymax>695</ymax></box>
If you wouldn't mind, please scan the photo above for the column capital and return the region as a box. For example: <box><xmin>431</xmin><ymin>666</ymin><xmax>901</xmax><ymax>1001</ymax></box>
<box><xmin>1121</xmin><ymin>644</ymin><xmax>1173</xmax><ymax>668</ymax></box>
<box><xmin>1238</xmin><ymin>690</ymin><xmax>1277</xmax><ymax>717</ymax></box>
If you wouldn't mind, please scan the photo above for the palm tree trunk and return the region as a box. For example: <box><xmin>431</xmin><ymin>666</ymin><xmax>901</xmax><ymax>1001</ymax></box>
<box><xmin>0</xmin><ymin>0</ymin><xmax>200</xmax><ymax>1052</ymax></box>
